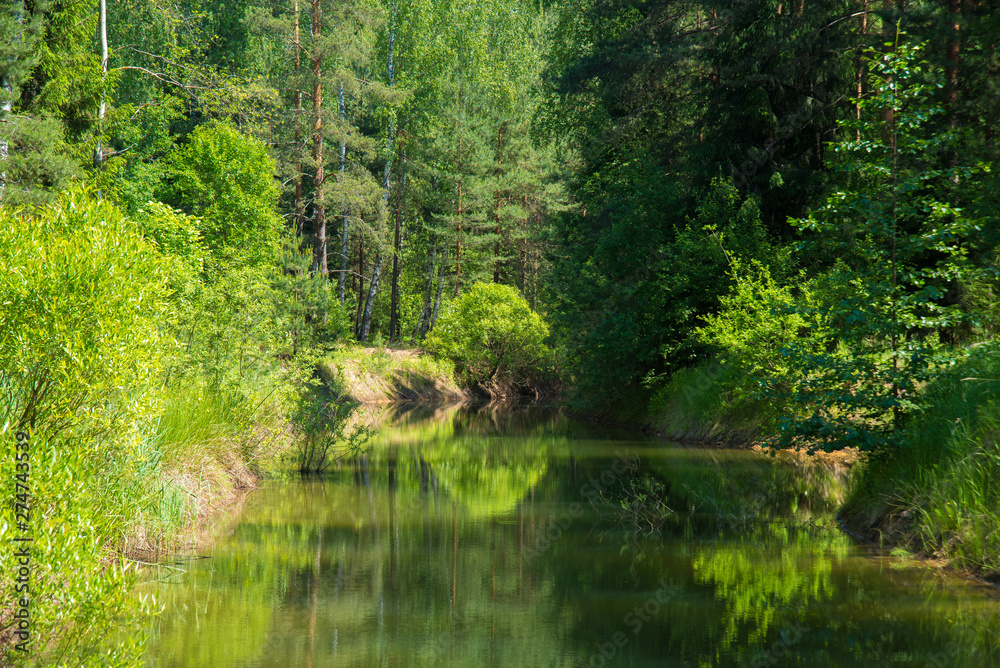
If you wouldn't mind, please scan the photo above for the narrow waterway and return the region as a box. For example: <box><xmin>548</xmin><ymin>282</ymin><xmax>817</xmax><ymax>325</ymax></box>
<box><xmin>145</xmin><ymin>404</ymin><xmax>1000</xmax><ymax>667</ymax></box>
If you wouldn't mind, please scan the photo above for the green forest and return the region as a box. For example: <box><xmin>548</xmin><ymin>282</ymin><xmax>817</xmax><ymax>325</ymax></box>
<box><xmin>1</xmin><ymin>0</ymin><xmax>1000</xmax><ymax>663</ymax></box>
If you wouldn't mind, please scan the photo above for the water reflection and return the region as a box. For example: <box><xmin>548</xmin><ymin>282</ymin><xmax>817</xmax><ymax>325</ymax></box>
<box><xmin>145</xmin><ymin>403</ymin><xmax>1000</xmax><ymax>667</ymax></box>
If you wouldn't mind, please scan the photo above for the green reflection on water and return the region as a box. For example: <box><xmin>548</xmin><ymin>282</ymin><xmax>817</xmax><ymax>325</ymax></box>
<box><xmin>143</xmin><ymin>404</ymin><xmax>1000</xmax><ymax>667</ymax></box>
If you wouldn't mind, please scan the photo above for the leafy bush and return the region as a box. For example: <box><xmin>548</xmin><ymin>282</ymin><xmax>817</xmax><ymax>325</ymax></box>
<box><xmin>696</xmin><ymin>260</ymin><xmax>829</xmax><ymax>398</ymax></box>
<box><xmin>648</xmin><ymin>360</ymin><xmax>777</xmax><ymax>446</ymax></box>
<box><xmin>0</xmin><ymin>189</ymin><xmax>170</xmax><ymax>439</ymax></box>
<box><xmin>425</xmin><ymin>283</ymin><xmax>551</xmax><ymax>390</ymax></box>
<box><xmin>272</xmin><ymin>233</ymin><xmax>353</xmax><ymax>355</ymax></box>
<box><xmin>0</xmin><ymin>190</ymin><xmax>170</xmax><ymax>664</ymax></box>
<box><xmin>648</xmin><ymin>260</ymin><xmax>830</xmax><ymax>444</ymax></box>
<box><xmin>841</xmin><ymin>341</ymin><xmax>1000</xmax><ymax>577</ymax></box>
<box><xmin>291</xmin><ymin>384</ymin><xmax>372</xmax><ymax>473</ymax></box>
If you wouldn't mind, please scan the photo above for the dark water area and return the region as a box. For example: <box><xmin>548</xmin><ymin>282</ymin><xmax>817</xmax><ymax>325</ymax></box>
<box><xmin>144</xmin><ymin>404</ymin><xmax>1000</xmax><ymax>667</ymax></box>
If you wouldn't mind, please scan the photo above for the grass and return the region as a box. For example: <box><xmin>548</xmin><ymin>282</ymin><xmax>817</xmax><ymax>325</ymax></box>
<box><xmin>841</xmin><ymin>342</ymin><xmax>1000</xmax><ymax>578</ymax></box>
<box><xmin>647</xmin><ymin>359</ymin><xmax>779</xmax><ymax>446</ymax></box>
<box><xmin>0</xmin><ymin>366</ymin><xmax>302</xmax><ymax>665</ymax></box>
<box><xmin>156</xmin><ymin>380</ymin><xmax>237</xmax><ymax>463</ymax></box>
<box><xmin>317</xmin><ymin>344</ymin><xmax>465</xmax><ymax>404</ymax></box>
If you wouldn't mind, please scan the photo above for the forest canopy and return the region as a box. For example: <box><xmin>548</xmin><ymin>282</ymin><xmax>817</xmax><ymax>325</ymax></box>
<box><xmin>0</xmin><ymin>0</ymin><xmax>996</xmax><ymax>442</ymax></box>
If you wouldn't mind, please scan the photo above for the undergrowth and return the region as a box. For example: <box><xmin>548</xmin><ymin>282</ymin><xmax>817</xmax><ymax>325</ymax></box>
<box><xmin>647</xmin><ymin>359</ymin><xmax>779</xmax><ymax>446</ymax></box>
<box><xmin>841</xmin><ymin>342</ymin><xmax>1000</xmax><ymax>578</ymax></box>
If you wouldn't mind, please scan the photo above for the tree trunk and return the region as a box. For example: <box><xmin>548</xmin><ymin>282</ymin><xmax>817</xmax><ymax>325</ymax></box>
<box><xmin>311</xmin><ymin>0</ymin><xmax>327</xmax><ymax>277</ymax></box>
<box><xmin>338</xmin><ymin>82</ymin><xmax>349</xmax><ymax>303</ymax></box>
<box><xmin>0</xmin><ymin>4</ymin><xmax>15</xmax><ymax>192</ymax></box>
<box><xmin>359</xmin><ymin>252</ymin><xmax>383</xmax><ymax>341</ymax></box>
<box><xmin>415</xmin><ymin>243</ymin><xmax>436</xmax><ymax>338</ymax></box>
<box><xmin>355</xmin><ymin>238</ymin><xmax>366</xmax><ymax>335</ymax></box>
<box><xmin>946</xmin><ymin>0</ymin><xmax>961</xmax><ymax>177</ymax></box>
<box><xmin>360</xmin><ymin>0</ymin><xmax>397</xmax><ymax>342</ymax></box>
<box><xmin>987</xmin><ymin>41</ymin><xmax>996</xmax><ymax>153</ymax></box>
<box><xmin>389</xmin><ymin>145</ymin><xmax>405</xmax><ymax>342</ymax></box>
<box><xmin>1</xmin><ymin>75</ymin><xmax>11</xmax><ymax>196</ymax></box>
<box><xmin>531</xmin><ymin>247</ymin><xmax>539</xmax><ymax>310</ymax></box>
<box><xmin>293</xmin><ymin>0</ymin><xmax>305</xmax><ymax>236</ymax></box>
<box><xmin>881</xmin><ymin>1</ymin><xmax>900</xmax><ymax>151</ymax></box>
<box><xmin>93</xmin><ymin>0</ymin><xmax>108</xmax><ymax>169</ymax></box>
<box><xmin>493</xmin><ymin>124</ymin><xmax>503</xmax><ymax>283</ymax></box>
<box><xmin>358</xmin><ymin>0</ymin><xmax>398</xmax><ymax>341</ymax></box>
<box><xmin>382</xmin><ymin>0</ymin><xmax>397</xmax><ymax>206</ymax></box>
<box><xmin>455</xmin><ymin>137</ymin><xmax>463</xmax><ymax>297</ymax></box>
<box><xmin>519</xmin><ymin>197</ymin><xmax>529</xmax><ymax>292</ymax></box>
<box><xmin>430</xmin><ymin>263</ymin><xmax>445</xmax><ymax>330</ymax></box>
<box><xmin>854</xmin><ymin>0</ymin><xmax>868</xmax><ymax>141</ymax></box>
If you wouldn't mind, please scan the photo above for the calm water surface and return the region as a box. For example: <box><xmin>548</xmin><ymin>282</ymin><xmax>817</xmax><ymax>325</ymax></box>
<box><xmin>145</xmin><ymin>404</ymin><xmax>1000</xmax><ymax>667</ymax></box>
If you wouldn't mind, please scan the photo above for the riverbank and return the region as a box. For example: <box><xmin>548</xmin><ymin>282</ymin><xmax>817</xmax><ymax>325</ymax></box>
<box><xmin>318</xmin><ymin>346</ymin><xmax>471</xmax><ymax>405</ymax></box>
<box><xmin>121</xmin><ymin>423</ymin><xmax>292</xmax><ymax>562</ymax></box>
<box><xmin>317</xmin><ymin>344</ymin><xmax>560</xmax><ymax>405</ymax></box>
<box><xmin>0</xmin><ymin>375</ymin><xmax>302</xmax><ymax>666</ymax></box>
<box><xmin>632</xmin><ymin>345</ymin><xmax>1000</xmax><ymax>582</ymax></box>
<box><xmin>835</xmin><ymin>345</ymin><xmax>1000</xmax><ymax>582</ymax></box>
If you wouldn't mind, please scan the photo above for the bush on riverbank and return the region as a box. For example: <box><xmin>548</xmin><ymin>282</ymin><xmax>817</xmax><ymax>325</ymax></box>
<box><xmin>425</xmin><ymin>283</ymin><xmax>556</xmax><ymax>397</ymax></box>
<box><xmin>648</xmin><ymin>360</ymin><xmax>777</xmax><ymax>446</ymax></box>
<box><xmin>647</xmin><ymin>262</ymin><xmax>830</xmax><ymax>445</ymax></box>
<box><xmin>0</xmin><ymin>192</ymin><xmax>169</xmax><ymax>664</ymax></box>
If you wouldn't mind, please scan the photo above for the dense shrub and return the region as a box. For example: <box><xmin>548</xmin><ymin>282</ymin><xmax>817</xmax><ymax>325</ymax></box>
<box><xmin>696</xmin><ymin>260</ymin><xmax>830</xmax><ymax>399</ymax></box>
<box><xmin>425</xmin><ymin>283</ymin><xmax>551</xmax><ymax>391</ymax></box>
<box><xmin>0</xmin><ymin>190</ymin><xmax>169</xmax><ymax>664</ymax></box>
<box><xmin>841</xmin><ymin>342</ymin><xmax>1000</xmax><ymax>577</ymax></box>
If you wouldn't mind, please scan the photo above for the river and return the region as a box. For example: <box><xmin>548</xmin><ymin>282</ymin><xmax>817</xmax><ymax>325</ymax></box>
<box><xmin>143</xmin><ymin>403</ymin><xmax>1000</xmax><ymax>667</ymax></box>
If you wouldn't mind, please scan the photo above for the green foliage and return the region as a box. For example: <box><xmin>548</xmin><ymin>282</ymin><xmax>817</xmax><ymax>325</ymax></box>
<box><xmin>0</xmin><ymin>2</ymin><xmax>43</xmax><ymax>111</ymax></box>
<box><xmin>779</xmin><ymin>38</ymin><xmax>985</xmax><ymax>451</ymax></box>
<box><xmin>133</xmin><ymin>201</ymin><xmax>208</xmax><ymax>294</ymax></box>
<box><xmin>0</xmin><ymin>431</ymin><xmax>155</xmax><ymax>666</ymax></box>
<box><xmin>0</xmin><ymin>190</ymin><xmax>171</xmax><ymax>664</ymax></box>
<box><xmin>697</xmin><ymin>261</ymin><xmax>829</xmax><ymax>398</ymax></box>
<box><xmin>0</xmin><ymin>188</ymin><xmax>350</xmax><ymax>664</ymax></box>
<box><xmin>291</xmin><ymin>384</ymin><xmax>372</xmax><ymax>473</ymax></box>
<box><xmin>648</xmin><ymin>360</ymin><xmax>778</xmax><ymax>446</ymax></box>
<box><xmin>0</xmin><ymin>113</ymin><xmax>83</xmax><ymax>207</ymax></box>
<box><xmin>94</xmin><ymin>94</ymin><xmax>186</xmax><ymax>213</ymax></box>
<box><xmin>426</xmin><ymin>282</ymin><xmax>550</xmax><ymax>389</ymax></box>
<box><xmin>842</xmin><ymin>341</ymin><xmax>1000</xmax><ymax>577</ymax></box>
<box><xmin>650</xmin><ymin>258</ymin><xmax>826</xmax><ymax>444</ymax></box>
<box><xmin>915</xmin><ymin>413</ymin><xmax>1000</xmax><ymax>576</ymax></box>
<box><xmin>272</xmin><ymin>234</ymin><xmax>354</xmax><ymax>355</ymax></box>
<box><xmin>551</xmin><ymin>177</ymin><xmax>778</xmax><ymax>412</ymax></box>
<box><xmin>25</xmin><ymin>0</ymin><xmax>103</xmax><ymax>139</ymax></box>
<box><xmin>161</xmin><ymin>121</ymin><xmax>281</xmax><ymax>267</ymax></box>
<box><xmin>0</xmin><ymin>189</ymin><xmax>169</xmax><ymax>437</ymax></box>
